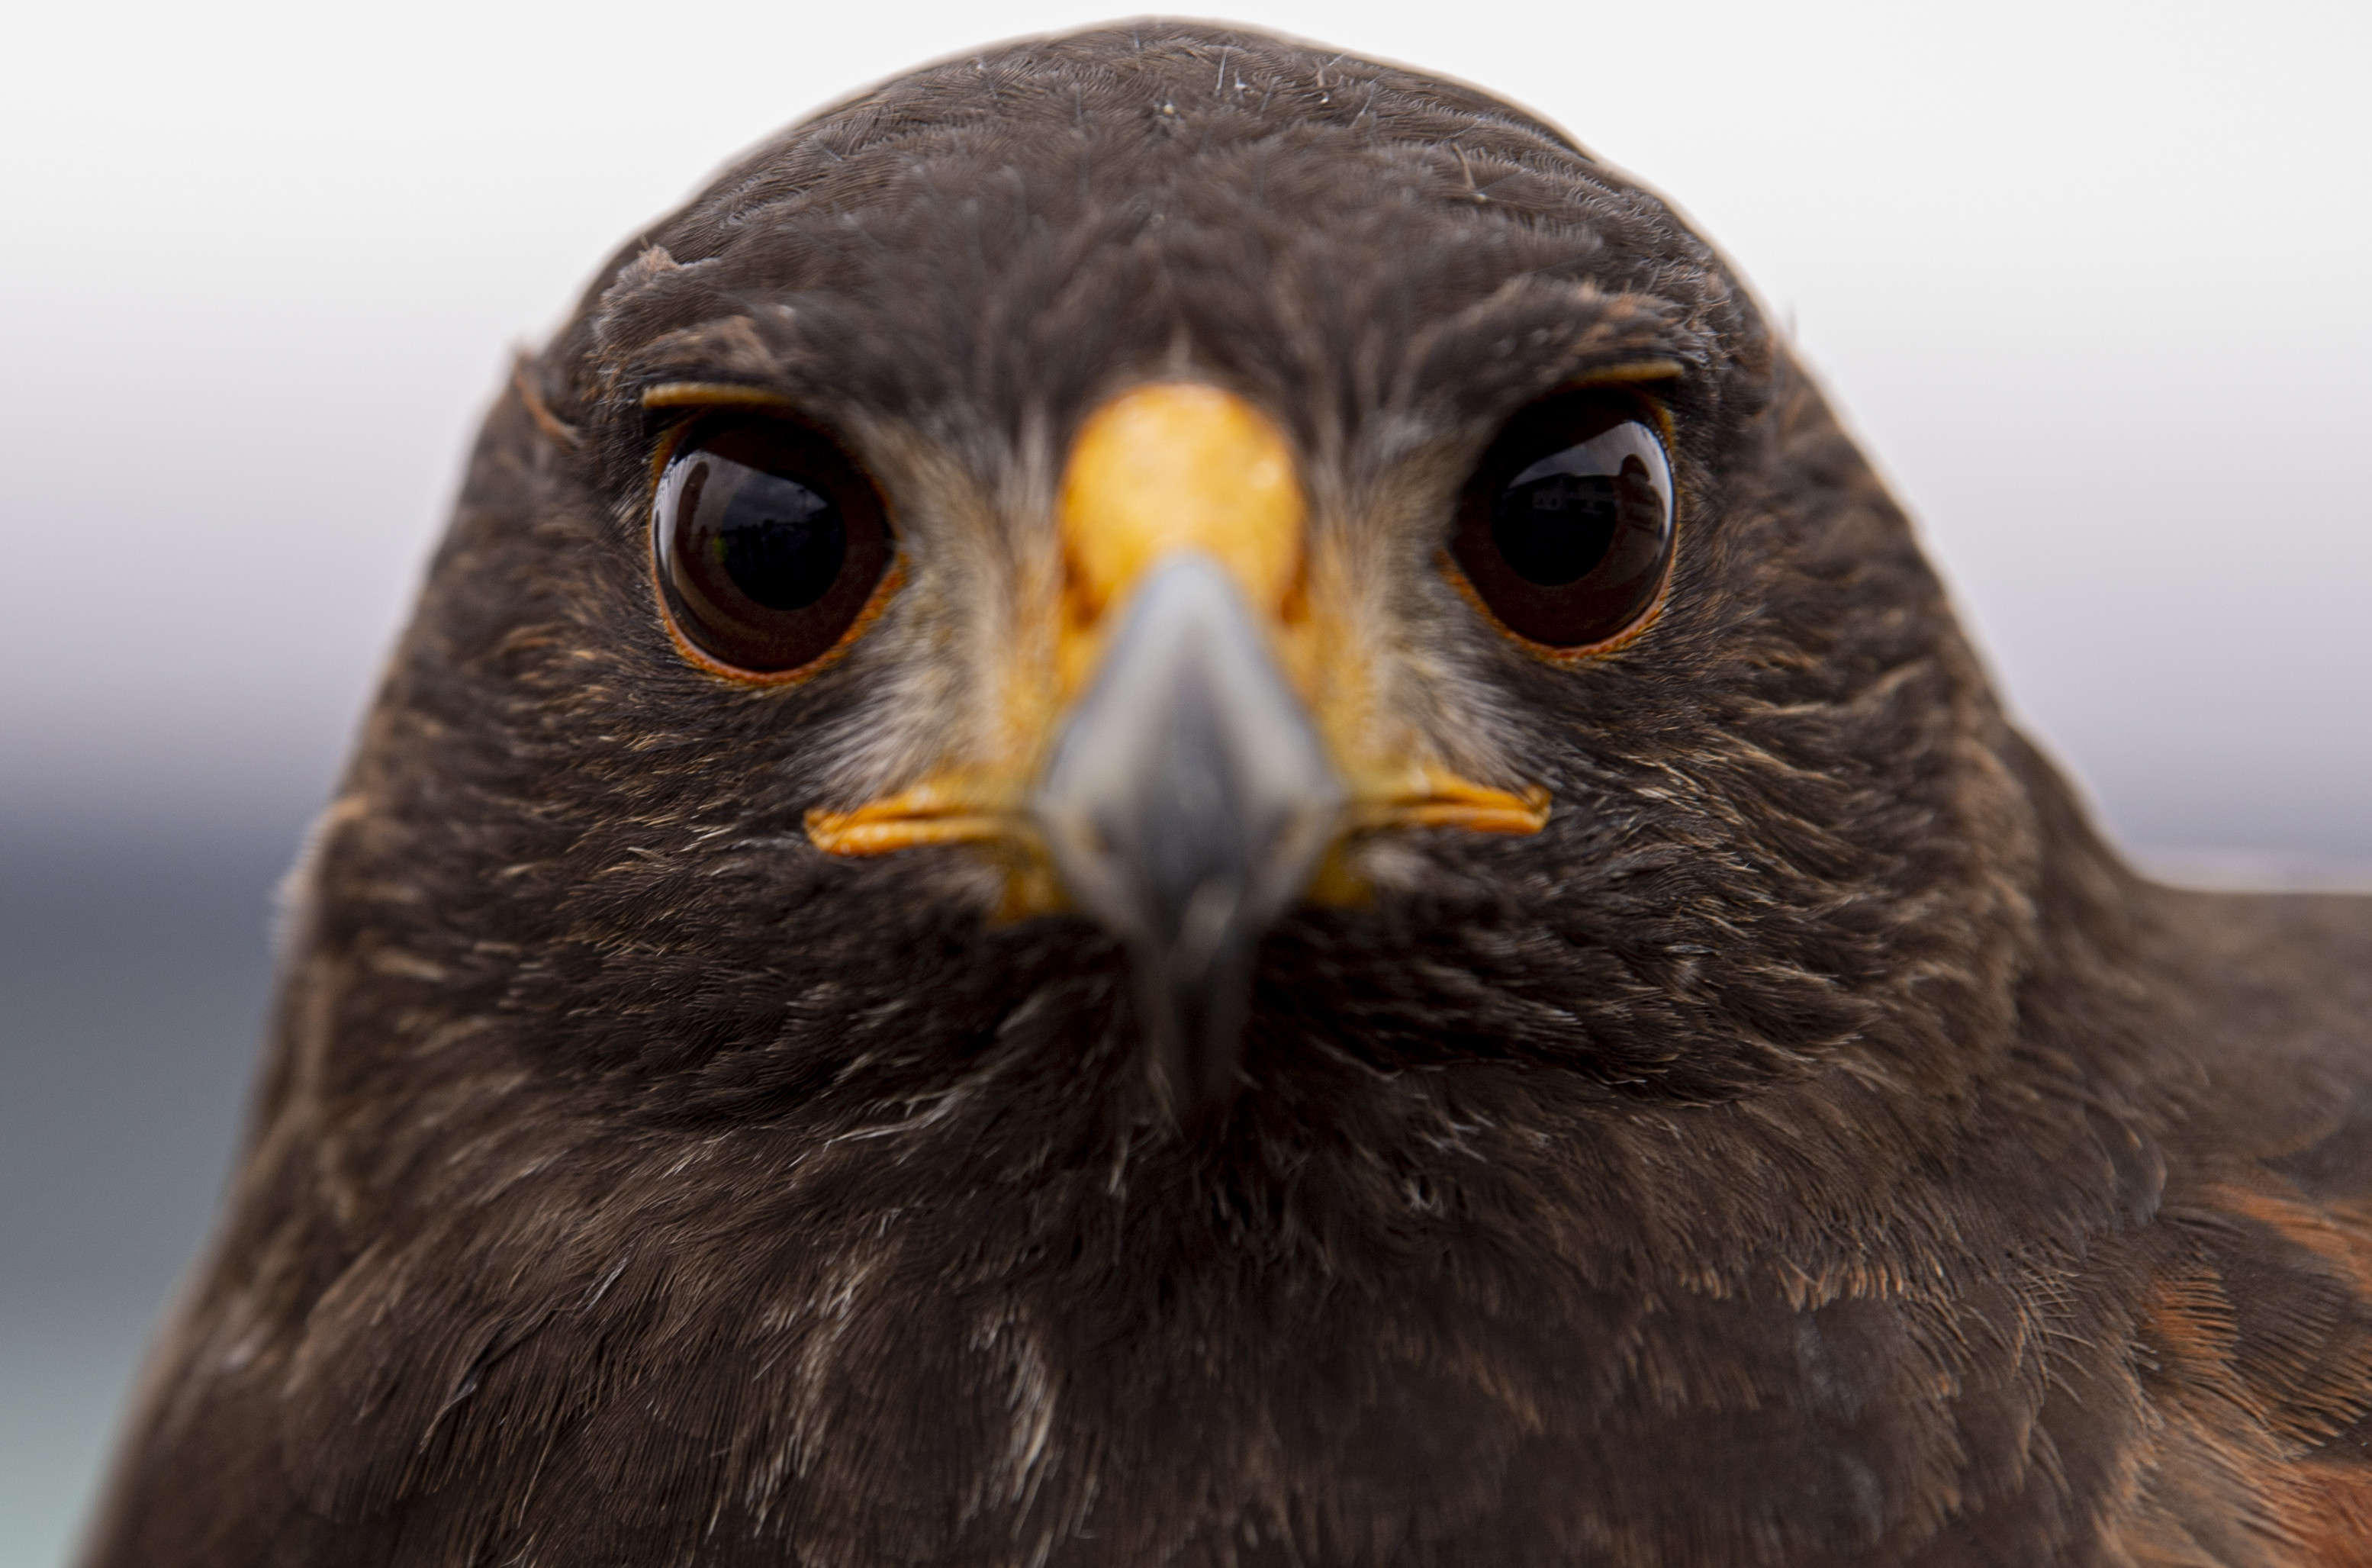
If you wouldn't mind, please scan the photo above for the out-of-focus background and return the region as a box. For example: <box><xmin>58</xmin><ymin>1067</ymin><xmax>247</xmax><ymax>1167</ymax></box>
<box><xmin>2</xmin><ymin>0</ymin><xmax>2366</xmax><ymax>1559</ymax></box>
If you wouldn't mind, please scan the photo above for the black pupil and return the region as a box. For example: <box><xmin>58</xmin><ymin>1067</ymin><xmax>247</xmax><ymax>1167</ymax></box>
<box><xmin>689</xmin><ymin>458</ymin><xmax>847</xmax><ymax>611</ymax></box>
<box><xmin>1491</xmin><ymin>452</ymin><xmax>1655</xmax><ymax>587</ymax></box>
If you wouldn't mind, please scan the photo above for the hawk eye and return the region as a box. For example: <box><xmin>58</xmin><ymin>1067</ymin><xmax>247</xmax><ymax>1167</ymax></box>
<box><xmin>1449</xmin><ymin>389</ymin><xmax>1675</xmax><ymax>651</ymax></box>
<box><xmin>653</xmin><ymin>415</ymin><xmax>895</xmax><ymax>677</ymax></box>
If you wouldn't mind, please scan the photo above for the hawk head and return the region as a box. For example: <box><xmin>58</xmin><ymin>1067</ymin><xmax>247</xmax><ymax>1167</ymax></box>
<box><xmin>350</xmin><ymin>25</ymin><xmax>2045</xmax><ymax>1157</ymax></box>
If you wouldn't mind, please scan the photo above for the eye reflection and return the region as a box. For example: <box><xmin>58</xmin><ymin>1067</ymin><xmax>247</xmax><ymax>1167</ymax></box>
<box><xmin>1450</xmin><ymin>391</ymin><xmax>1676</xmax><ymax>650</ymax></box>
<box><xmin>653</xmin><ymin>415</ymin><xmax>893</xmax><ymax>676</ymax></box>
<box><xmin>679</xmin><ymin>458</ymin><xmax>848</xmax><ymax>612</ymax></box>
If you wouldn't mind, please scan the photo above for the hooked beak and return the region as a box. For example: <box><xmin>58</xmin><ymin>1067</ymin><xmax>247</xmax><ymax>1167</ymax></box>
<box><xmin>1031</xmin><ymin>552</ymin><xmax>1345</xmax><ymax>1112</ymax></box>
<box><xmin>806</xmin><ymin>382</ymin><xmax>1546</xmax><ymax>1115</ymax></box>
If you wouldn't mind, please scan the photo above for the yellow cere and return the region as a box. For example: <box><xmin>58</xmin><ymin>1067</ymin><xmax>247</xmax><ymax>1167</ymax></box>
<box><xmin>1054</xmin><ymin>382</ymin><xmax>1307</xmax><ymax>698</ymax></box>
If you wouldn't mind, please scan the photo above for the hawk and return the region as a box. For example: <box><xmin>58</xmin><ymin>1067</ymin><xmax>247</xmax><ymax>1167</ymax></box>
<box><xmin>84</xmin><ymin>24</ymin><xmax>2372</xmax><ymax>1568</ymax></box>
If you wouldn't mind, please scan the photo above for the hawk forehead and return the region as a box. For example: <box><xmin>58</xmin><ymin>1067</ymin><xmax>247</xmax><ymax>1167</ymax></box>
<box><xmin>556</xmin><ymin>24</ymin><xmax>1753</xmax><ymax>445</ymax></box>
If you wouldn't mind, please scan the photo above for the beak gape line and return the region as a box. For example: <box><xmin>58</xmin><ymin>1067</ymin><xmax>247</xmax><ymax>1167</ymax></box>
<box><xmin>801</xmin><ymin>381</ymin><xmax>1550</xmax><ymax>1116</ymax></box>
<box><xmin>1031</xmin><ymin>553</ymin><xmax>1347</xmax><ymax>1115</ymax></box>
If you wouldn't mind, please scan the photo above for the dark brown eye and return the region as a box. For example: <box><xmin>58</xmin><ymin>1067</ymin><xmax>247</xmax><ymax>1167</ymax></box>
<box><xmin>1448</xmin><ymin>389</ymin><xmax>1676</xmax><ymax>651</ymax></box>
<box><xmin>653</xmin><ymin>415</ymin><xmax>895</xmax><ymax>677</ymax></box>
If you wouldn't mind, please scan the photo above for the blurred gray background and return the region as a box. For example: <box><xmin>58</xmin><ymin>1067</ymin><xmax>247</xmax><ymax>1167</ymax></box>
<box><xmin>3</xmin><ymin>1</ymin><xmax>2366</xmax><ymax>1560</ymax></box>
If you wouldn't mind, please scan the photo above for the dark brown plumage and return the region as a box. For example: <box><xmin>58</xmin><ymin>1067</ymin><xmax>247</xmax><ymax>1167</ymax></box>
<box><xmin>83</xmin><ymin>24</ymin><xmax>2372</xmax><ymax>1567</ymax></box>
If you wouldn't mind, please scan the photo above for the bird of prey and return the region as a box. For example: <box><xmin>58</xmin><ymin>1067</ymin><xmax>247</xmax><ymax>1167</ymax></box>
<box><xmin>84</xmin><ymin>24</ymin><xmax>2372</xmax><ymax>1568</ymax></box>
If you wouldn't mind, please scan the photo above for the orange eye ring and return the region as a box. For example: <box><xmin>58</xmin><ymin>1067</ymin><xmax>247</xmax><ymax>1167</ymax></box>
<box><xmin>654</xmin><ymin>554</ymin><xmax>906</xmax><ymax>687</ymax></box>
<box><xmin>647</xmin><ymin>412</ymin><xmax>902</xmax><ymax>685</ymax></box>
<box><xmin>1445</xmin><ymin>386</ymin><xmax>1678</xmax><ymax>658</ymax></box>
<box><xmin>1437</xmin><ymin>546</ymin><xmax>1671</xmax><ymax>665</ymax></box>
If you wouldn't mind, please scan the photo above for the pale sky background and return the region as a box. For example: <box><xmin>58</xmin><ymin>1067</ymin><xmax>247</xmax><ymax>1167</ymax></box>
<box><xmin>1</xmin><ymin>2</ymin><xmax>2367</xmax><ymax>1562</ymax></box>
